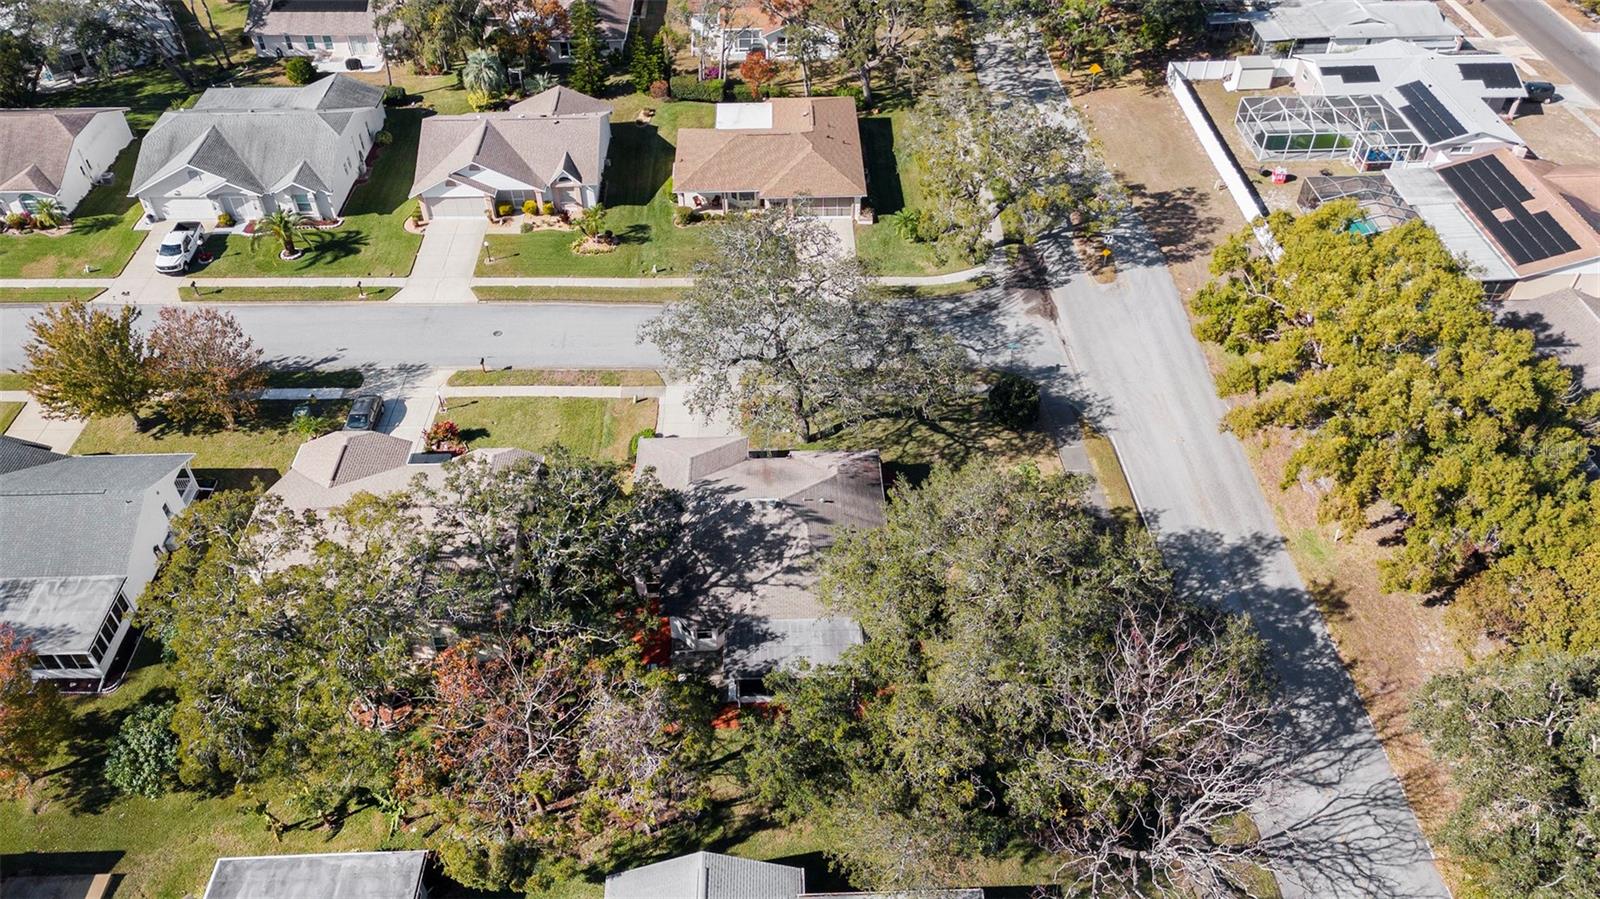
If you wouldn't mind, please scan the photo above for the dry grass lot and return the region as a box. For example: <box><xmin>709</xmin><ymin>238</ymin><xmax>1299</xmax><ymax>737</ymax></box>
<box><xmin>1188</xmin><ymin>79</ymin><xmax>1364</xmax><ymax>213</ymax></box>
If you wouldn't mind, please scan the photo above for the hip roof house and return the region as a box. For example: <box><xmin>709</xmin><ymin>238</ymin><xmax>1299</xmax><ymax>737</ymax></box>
<box><xmin>246</xmin><ymin>0</ymin><xmax>386</xmax><ymax>73</ymax></box>
<box><xmin>409</xmin><ymin>86</ymin><xmax>612</xmax><ymax>220</ymax></box>
<box><xmin>0</xmin><ymin>107</ymin><xmax>133</xmax><ymax>218</ymax></box>
<box><xmin>672</xmin><ymin>96</ymin><xmax>868</xmax><ymax>220</ymax></box>
<box><xmin>0</xmin><ymin>439</ymin><xmax>198</xmax><ymax>691</ymax></box>
<box><xmin>1216</xmin><ymin>0</ymin><xmax>1463</xmax><ymax>56</ymax></box>
<box><xmin>130</xmin><ymin>74</ymin><xmax>386</xmax><ymax>224</ymax></box>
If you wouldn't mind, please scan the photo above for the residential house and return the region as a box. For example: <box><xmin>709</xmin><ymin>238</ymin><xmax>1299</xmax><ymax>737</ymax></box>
<box><xmin>1384</xmin><ymin>149</ymin><xmax>1600</xmax><ymax>286</ymax></box>
<box><xmin>604</xmin><ymin>851</ymin><xmax>984</xmax><ymax>899</ymax></box>
<box><xmin>130</xmin><ymin>74</ymin><xmax>386</xmax><ymax>224</ymax></box>
<box><xmin>1213</xmin><ymin>0</ymin><xmax>1463</xmax><ymax>56</ymax></box>
<box><xmin>409</xmin><ymin>85</ymin><xmax>612</xmax><ymax>220</ymax></box>
<box><xmin>1234</xmin><ymin>41</ymin><xmax>1525</xmax><ymax>169</ymax></box>
<box><xmin>686</xmin><ymin>0</ymin><xmax>839</xmax><ymax>64</ymax></box>
<box><xmin>0</xmin><ymin>107</ymin><xmax>133</xmax><ymax>217</ymax></box>
<box><xmin>0</xmin><ymin>439</ymin><xmax>198</xmax><ymax>691</ymax></box>
<box><xmin>247</xmin><ymin>0</ymin><xmax>385</xmax><ymax>73</ymax></box>
<box><xmin>547</xmin><ymin>0</ymin><xmax>638</xmax><ymax>60</ymax></box>
<box><xmin>634</xmin><ymin>437</ymin><xmax>885</xmax><ymax>703</ymax></box>
<box><xmin>672</xmin><ymin>96</ymin><xmax>868</xmax><ymax>219</ymax></box>
<box><xmin>6</xmin><ymin>0</ymin><xmax>184</xmax><ymax>88</ymax></box>
<box><xmin>203</xmin><ymin>851</ymin><xmax>429</xmax><ymax>899</ymax></box>
<box><xmin>1500</xmin><ymin>285</ymin><xmax>1600</xmax><ymax>394</ymax></box>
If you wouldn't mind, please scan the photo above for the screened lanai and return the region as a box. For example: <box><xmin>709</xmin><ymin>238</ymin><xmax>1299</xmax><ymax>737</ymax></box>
<box><xmin>1235</xmin><ymin>94</ymin><xmax>1426</xmax><ymax>169</ymax></box>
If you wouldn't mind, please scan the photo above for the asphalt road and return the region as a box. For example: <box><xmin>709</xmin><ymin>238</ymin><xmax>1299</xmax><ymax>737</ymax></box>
<box><xmin>975</xmin><ymin>26</ymin><xmax>1450</xmax><ymax>899</ymax></box>
<box><xmin>1485</xmin><ymin>0</ymin><xmax>1600</xmax><ymax>102</ymax></box>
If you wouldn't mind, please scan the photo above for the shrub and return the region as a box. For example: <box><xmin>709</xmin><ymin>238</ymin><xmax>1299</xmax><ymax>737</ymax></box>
<box><xmin>669</xmin><ymin>74</ymin><xmax>724</xmax><ymax>102</ymax></box>
<box><xmin>375</xmin><ymin>129</ymin><xmax>393</xmax><ymax>146</ymax></box>
<box><xmin>410</xmin><ymin>204</ymin><xmax>424</xmax><ymax>224</ymax></box>
<box><xmin>5</xmin><ymin>212</ymin><xmax>31</xmax><ymax>231</ymax></box>
<box><xmin>673</xmin><ymin>205</ymin><xmax>699</xmax><ymax>226</ymax></box>
<box><xmin>541</xmin><ymin>201</ymin><xmax>555</xmax><ymax>216</ymax></box>
<box><xmin>987</xmin><ymin>373</ymin><xmax>1040</xmax><ymax>429</ymax></box>
<box><xmin>426</xmin><ymin>419</ymin><xmax>462</xmax><ymax>453</ymax></box>
<box><xmin>704</xmin><ymin>66</ymin><xmax>721</xmax><ymax>79</ymax></box>
<box><xmin>291</xmin><ymin>413</ymin><xmax>339</xmax><ymax>439</ymax></box>
<box><xmin>522</xmin><ymin>199</ymin><xmax>538</xmax><ymax>216</ymax></box>
<box><xmin>731</xmin><ymin>81</ymin><xmax>756</xmax><ymax>102</ymax></box>
<box><xmin>649</xmin><ymin>79</ymin><xmax>669</xmax><ymax>99</ymax></box>
<box><xmin>830</xmin><ymin>83</ymin><xmax>865</xmax><ymax>109</ymax></box>
<box><xmin>466</xmin><ymin>87</ymin><xmax>496</xmax><ymax>111</ymax></box>
<box><xmin>520</xmin><ymin>221</ymin><xmax>536</xmax><ymax>233</ymax></box>
<box><xmin>283</xmin><ymin>56</ymin><xmax>315</xmax><ymax>85</ymax></box>
<box><xmin>496</xmin><ymin>203</ymin><xmax>513</xmax><ymax>218</ymax></box>
<box><xmin>103</xmin><ymin>702</ymin><xmax>179</xmax><ymax>798</ymax></box>
<box><xmin>216</xmin><ymin>212</ymin><xmax>235</xmax><ymax>228</ymax></box>
<box><xmin>629</xmin><ymin>427</ymin><xmax>657</xmax><ymax>458</ymax></box>
<box><xmin>382</xmin><ymin>85</ymin><xmax>408</xmax><ymax>106</ymax></box>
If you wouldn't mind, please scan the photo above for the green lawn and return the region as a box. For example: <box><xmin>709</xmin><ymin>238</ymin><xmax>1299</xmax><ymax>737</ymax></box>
<box><xmin>854</xmin><ymin>111</ymin><xmax>972</xmax><ymax>276</ymax></box>
<box><xmin>870</xmin><ymin>277</ymin><xmax>991</xmax><ymax>299</ymax></box>
<box><xmin>0</xmin><ymin>373</ymin><xmax>25</xmax><ymax>391</ymax></box>
<box><xmin>262</xmin><ymin>368</ymin><xmax>365</xmax><ymax>389</ymax></box>
<box><xmin>473</xmin><ymin>285</ymin><xmax>689</xmax><ymax>303</ymax></box>
<box><xmin>184</xmin><ymin>286</ymin><xmax>396</xmax><ymax>302</ymax></box>
<box><xmin>0</xmin><ymin>401</ymin><xmax>22</xmax><ymax>432</ymax></box>
<box><xmin>71</xmin><ymin>399</ymin><xmax>350</xmax><ymax>491</ymax></box>
<box><xmin>439</xmin><ymin>397</ymin><xmax>659</xmax><ymax>462</ymax></box>
<box><xmin>0</xmin><ymin>143</ymin><xmax>148</xmax><ymax>278</ymax></box>
<box><xmin>0</xmin><ymin>287</ymin><xmax>106</xmax><ymax>303</ymax></box>
<box><xmin>447</xmin><ymin>368</ymin><xmax>663</xmax><ymax>388</ymax></box>
<box><xmin>45</xmin><ymin>69</ymin><xmax>199</xmax><ymax>132</ymax></box>
<box><xmin>477</xmin><ymin>101</ymin><xmax>715</xmax><ymax>277</ymax></box>
<box><xmin>194</xmin><ymin>111</ymin><xmax>425</xmax><ymax>277</ymax></box>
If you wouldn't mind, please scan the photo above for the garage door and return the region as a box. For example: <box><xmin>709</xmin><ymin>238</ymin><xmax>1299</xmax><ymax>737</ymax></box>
<box><xmin>426</xmin><ymin>195</ymin><xmax>487</xmax><ymax>218</ymax></box>
<box><xmin>156</xmin><ymin>197</ymin><xmax>218</xmax><ymax>221</ymax></box>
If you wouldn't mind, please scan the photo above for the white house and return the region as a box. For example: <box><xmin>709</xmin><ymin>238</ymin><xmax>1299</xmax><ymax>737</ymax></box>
<box><xmin>246</xmin><ymin>0</ymin><xmax>385</xmax><ymax>73</ymax></box>
<box><xmin>130</xmin><ymin>75</ymin><xmax>386</xmax><ymax>224</ymax></box>
<box><xmin>0</xmin><ymin>438</ymin><xmax>198</xmax><ymax>692</ymax></box>
<box><xmin>547</xmin><ymin>0</ymin><xmax>638</xmax><ymax>60</ymax></box>
<box><xmin>1215</xmin><ymin>0</ymin><xmax>1463</xmax><ymax>56</ymax></box>
<box><xmin>687</xmin><ymin>0</ymin><xmax>838</xmax><ymax>64</ymax></box>
<box><xmin>204</xmin><ymin>851</ymin><xmax>429</xmax><ymax>899</ymax></box>
<box><xmin>409</xmin><ymin>86</ymin><xmax>612</xmax><ymax>220</ymax></box>
<box><xmin>0</xmin><ymin>108</ymin><xmax>133</xmax><ymax>217</ymax></box>
<box><xmin>10</xmin><ymin>0</ymin><xmax>185</xmax><ymax>88</ymax></box>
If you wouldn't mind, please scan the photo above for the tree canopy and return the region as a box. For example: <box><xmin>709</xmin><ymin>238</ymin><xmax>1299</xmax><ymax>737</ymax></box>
<box><xmin>742</xmin><ymin>465</ymin><xmax>1280</xmax><ymax>893</ymax></box>
<box><xmin>567</xmin><ymin>0</ymin><xmax>607</xmax><ymax>95</ymax></box>
<box><xmin>0</xmin><ymin>623</ymin><xmax>71</xmax><ymax>798</ymax></box>
<box><xmin>1193</xmin><ymin>204</ymin><xmax>1600</xmax><ymax>651</ymax></box>
<box><xmin>23</xmin><ymin>302</ymin><xmax>153</xmax><ymax>427</ymax></box>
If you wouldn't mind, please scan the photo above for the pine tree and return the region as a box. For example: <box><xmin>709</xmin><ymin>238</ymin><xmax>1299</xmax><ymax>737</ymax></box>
<box><xmin>568</xmin><ymin>0</ymin><xmax>606</xmax><ymax>96</ymax></box>
<box><xmin>629</xmin><ymin>28</ymin><xmax>655</xmax><ymax>93</ymax></box>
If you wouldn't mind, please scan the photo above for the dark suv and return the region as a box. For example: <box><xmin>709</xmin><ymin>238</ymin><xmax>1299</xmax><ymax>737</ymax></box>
<box><xmin>343</xmin><ymin>395</ymin><xmax>384</xmax><ymax>430</ymax></box>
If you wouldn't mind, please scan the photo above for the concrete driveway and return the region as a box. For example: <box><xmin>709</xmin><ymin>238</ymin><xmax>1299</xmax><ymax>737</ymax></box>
<box><xmin>392</xmin><ymin>218</ymin><xmax>486</xmax><ymax>303</ymax></box>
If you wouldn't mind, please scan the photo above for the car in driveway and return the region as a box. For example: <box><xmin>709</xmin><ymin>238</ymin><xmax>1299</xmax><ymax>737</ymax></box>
<box><xmin>155</xmin><ymin>222</ymin><xmax>204</xmax><ymax>274</ymax></box>
<box><xmin>343</xmin><ymin>395</ymin><xmax>385</xmax><ymax>431</ymax></box>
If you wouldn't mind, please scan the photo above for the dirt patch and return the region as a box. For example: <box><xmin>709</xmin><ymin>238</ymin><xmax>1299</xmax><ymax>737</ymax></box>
<box><xmin>1072</xmin><ymin>78</ymin><xmax>1246</xmax><ymax>299</ymax></box>
<box><xmin>1544</xmin><ymin>0</ymin><xmax>1600</xmax><ymax>32</ymax></box>
<box><xmin>1512</xmin><ymin>103</ymin><xmax>1600</xmax><ymax>165</ymax></box>
<box><xmin>1453</xmin><ymin>0</ymin><xmax>1513</xmax><ymax>38</ymax></box>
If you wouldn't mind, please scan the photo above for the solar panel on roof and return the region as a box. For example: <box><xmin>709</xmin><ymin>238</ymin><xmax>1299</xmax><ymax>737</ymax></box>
<box><xmin>1439</xmin><ymin>155</ymin><xmax>1581</xmax><ymax>266</ymax></box>
<box><xmin>1321</xmin><ymin>65</ymin><xmax>1381</xmax><ymax>84</ymax></box>
<box><xmin>1395</xmin><ymin>81</ymin><xmax>1467</xmax><ymax>145</ymax></box>
<box><xmin>1457</xmin><ymin>63</ymin><xmax>1521</xmax><ymax>90</ymax></box>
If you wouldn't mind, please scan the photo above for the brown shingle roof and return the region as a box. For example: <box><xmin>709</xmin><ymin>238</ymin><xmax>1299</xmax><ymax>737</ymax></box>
<box><xmin>671</xmin><ymin>97</ymin><xmax>867</xmax><ymax>199</ymax></box>
<box><xmin>0</xmin><ymin>108</ymin><xmax>127</xmax><ymax>197</ymax></box>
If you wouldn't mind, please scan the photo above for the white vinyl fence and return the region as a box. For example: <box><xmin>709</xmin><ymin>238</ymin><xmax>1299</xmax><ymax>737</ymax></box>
<box><xmin>1166</xmin><ymin>61</ymin><xmax>1284</xmax><ymax>259</ymax></box>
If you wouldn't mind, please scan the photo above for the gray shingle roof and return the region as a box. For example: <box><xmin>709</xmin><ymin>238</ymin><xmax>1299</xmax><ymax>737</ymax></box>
<box><xmin>1500</xmin><ymin>288</ymin><xmax>1600</xmax><ymax>392</ymax></box>
<box><xmin>132</xmin><ymin>75</ymin><xmax>381</xmax><ymax>196</ymax></box>
<box><xmin>0</xmin><ymin>435</ymin><xmax>64</xmax><ymax>475</ymax></box>
<box><xmin>203</xmin><ymin>850</ymin><xmax>427</xmax><ymax>899</ymax></box>
<box><xmin>0</xmin><ymin>453</ymin><xmax>192</xmax><ymax>579</ymax></box>
<box><xmin>247</xmin><ymin>0</ymin><xmax>377</xmax><ymax>38</ymax></box>
<box><xmin>0</xmin><ymin>108</ymin><xmax>128</xmax><ymax>196</ymax></box>
<box><xmin>604</xmin><ymin>851</ymin><xmax>805</xmax><ymax>899</ymax></box>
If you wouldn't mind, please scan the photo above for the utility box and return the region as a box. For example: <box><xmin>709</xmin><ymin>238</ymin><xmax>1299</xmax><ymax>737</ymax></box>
<box><xmin>1227</xmin><ymin>55</ymin><xmax>1277</xmax><ymax>91</ymax></box>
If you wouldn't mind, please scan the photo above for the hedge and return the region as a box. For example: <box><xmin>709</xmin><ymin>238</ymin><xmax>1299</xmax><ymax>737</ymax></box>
<box><xmin>670</xmin><ymin>75</ymin><xmax>725</xmax><ymax>102</ymax></box>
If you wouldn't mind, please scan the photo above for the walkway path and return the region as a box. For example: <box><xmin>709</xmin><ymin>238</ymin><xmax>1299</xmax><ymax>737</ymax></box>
<box><xmin>1</xmin><ymin>391</ymin><xmax>85</xmax><ymax>452</ymax></box>
<box><xmin>976</xmin><ymin>24</ymin><xmax>1449</xmax><ymax>899</ymax></box>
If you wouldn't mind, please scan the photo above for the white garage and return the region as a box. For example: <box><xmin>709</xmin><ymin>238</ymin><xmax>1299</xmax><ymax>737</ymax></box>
<box><xmin>154</xmin><ymin>197</ymin><xmax>220</xmax><ymax>222</ymax></box>
<box><xmin>422</xmin><ymin>194</ymin><xmax>489</xmax><ymax>219</ymax></box>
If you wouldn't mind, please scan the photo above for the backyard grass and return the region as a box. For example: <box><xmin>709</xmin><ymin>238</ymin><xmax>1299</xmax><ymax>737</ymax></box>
<box><xmin>477</xmin><ymin>101</ymin><xmax>715</xmax><ymax>277</ymax></box>
<box><xmin>193</xmin><ymin>111</ymin><xmax>425</xmax><ymax>277</ymax></box>
<box><xmin>0</xmin><ymin>143</ymin><xmax>148</xmax><ymax>278</ymax></box>
<box><xmin>438</xmin><ymin>397</ymin><xmax>659</xmax><ymax>462</ymax></box>
<box><xmin>0</xmin><ymin>287</ymin><xmax>106</xmax><ymax>303</ymax></box>
<box><xmin>473</xmin><ymin>285</ymin><xmax>689</xmax><ymax>303</ymax></box>
<box><xmin>71</xmin><ymin>399</ymin><xmax>350</xmax><ymax>491</ymax></box>
<box><xmin>855</xmin><ymin>111</ymin><xmax>973</xmax><ymax>276</ymax></box>
<box><xmin>447</xmin><ymin>368</ymin><xmax>663</xmax><ymax>387</ymax></box>
<box><xmin>183</xmin><ymin>286</ymin><xmax>397</xmax><ymax>302</ymax></box>
<box><xmin>0</xmin><ymin>401</ymin><xmax>22</xmax><ymax>433</ymax></box>
<box><xmin>353</xmin><ymin>70</ymin><xmax>474</xmax><ymax>115</ymax></box>
<box><xmin>45</xmin><ymin>69</ymin><xmax>199</xmax><ymax>132</ymax></box>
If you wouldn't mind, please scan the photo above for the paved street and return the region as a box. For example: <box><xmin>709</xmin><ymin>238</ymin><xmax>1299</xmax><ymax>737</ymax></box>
<box><xmin>974</xmin><ymin>25</ymin><xmax>1448</xmax><ymax>899</ymax></box>
<box><xmin>1485</xmin><ymin>0</ymin><xmax>1600</xmax><ymax>102</ymax></box>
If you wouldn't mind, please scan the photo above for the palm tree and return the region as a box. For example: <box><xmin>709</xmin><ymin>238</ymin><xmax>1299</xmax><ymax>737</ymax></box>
<box><xmin>573</xmin><ymin>203</ymin><xmax>607</xmax><ymax>240</ymax></box>
<box><xmin>525</xmin><ymin>72</ymin><xmax>558</xmax><ymax>95</ymax></box>
<box><xmin>250</xmin><ymin>209</ymin><xmax>312</xmax><ymax>260</ymax></box>
<box><xmin>461</xmin><ymin>48</ymin><xmax>507</xmax><ymax>96</ymax></box>
<box><xmin>30</xmin><ymin>198</ymin><xmax>64</xmax><ymax>229</ymax></box>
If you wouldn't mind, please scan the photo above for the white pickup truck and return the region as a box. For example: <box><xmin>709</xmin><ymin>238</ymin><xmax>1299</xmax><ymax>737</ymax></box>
<box><xmin>155</xmin><ymin>221</ymin><xmax>204</xmax><ymax>275</ymax></box>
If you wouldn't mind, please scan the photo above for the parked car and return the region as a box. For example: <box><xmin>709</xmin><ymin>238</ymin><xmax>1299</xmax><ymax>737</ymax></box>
<box><xmin>343</xmin><ymin>395</ymin><xmax>385</xmax><ymax>431</ymax></box>
<box><xmin>1524</xmin><ymin>81</ymin><xmax>1556</xmax><ymax>103</ymax></box>
<box><xmin>155</xmin><ymin>222</ymin><xmax>204</xmax><ymax>274</ymax></box>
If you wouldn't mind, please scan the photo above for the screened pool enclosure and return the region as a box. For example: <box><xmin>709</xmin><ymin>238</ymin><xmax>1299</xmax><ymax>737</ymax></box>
<box><xmin>1235</xmin><ymin>94</ymin><xmax>1426</xmax><ymax>169</ymax></box>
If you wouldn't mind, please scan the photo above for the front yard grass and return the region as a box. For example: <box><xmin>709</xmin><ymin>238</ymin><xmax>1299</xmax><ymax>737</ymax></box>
<box><xmin>0</xmin><ymin>143</ymin><xmax>148</xmax><ymax>279</ymax></box>
<box><xmin>477</xmin><ymin>101</ymin><xmax>715</xmax><ymax>277</ymax></box>
<box><xmin>184</xmin><ymin>286</ymin><xmax>396</xmax><ymax>302</ymax></box>
<box><xmin>0</xmin><ymin>401</ymin><xmax>22</xmax><ymax>433</ymax></box>
<box><xmin>263</xmin><ymin>368</ymin><xmax>365</xmax><ymax>389</ymax></box>
<box><xmin>473</xmin><ymin>285</ymin><xmax>688</xmax><ymax>303</ymax></box>
<box><xmin>447</xmin><ymin>368</ymin><xmax>663</xmax><ymax>388</ymax></box>
<box><xmin>0</xmin><ymin>373</ymin><xmax>25</xmax><ymax>391</ymax></box>
<box><xmin>71</xmin><ymin>399</ymin><xmax>351</xmax><ymax>491</ymax></box>
<box><xmin>438</xmin><ymin>397</ymin><xmax>658</xmax><ymax>462</ymax></box>
<box><xmin>0</xmin><ymin>287</ymin><xmax>106</xmax><ymax>303</ymax></box>
<box><xmin>193</xmin><ymin>110</ymin><xmax>425</xmax><ymax>278</ymax></box>
<box><xmin>854</xmin><ymin>111</ymin><xmax>973</xmax><ymax>276</ymax></box>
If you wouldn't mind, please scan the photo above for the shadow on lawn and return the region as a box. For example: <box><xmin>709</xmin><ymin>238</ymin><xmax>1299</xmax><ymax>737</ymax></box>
<box><xmin>858</xmin><ymin>117</ymin><xmax>906</xmax><ymax>215</ymax></box>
